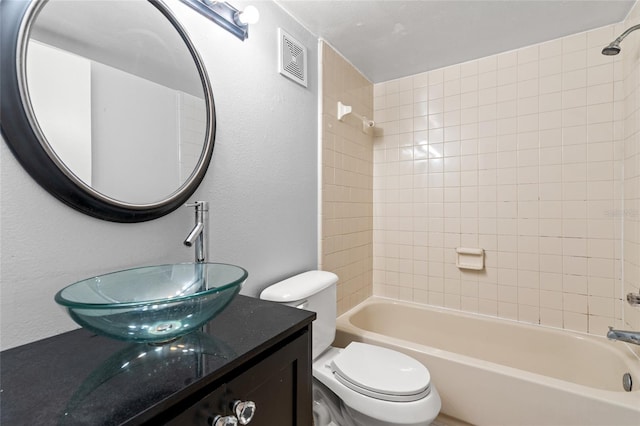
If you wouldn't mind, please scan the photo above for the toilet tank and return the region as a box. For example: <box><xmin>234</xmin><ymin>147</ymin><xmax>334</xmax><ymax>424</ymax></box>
<box><xmin>260</xmin><ymin>271</ymin><xmax>338</xmax><ymax>359</ymax></box>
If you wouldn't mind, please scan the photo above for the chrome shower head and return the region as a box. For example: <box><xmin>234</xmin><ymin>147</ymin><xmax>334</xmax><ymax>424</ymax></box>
<box><xmin>601</xmin><ymin>42</ymin><xmax>621</xmax><ymax>56</ymax></box>
<box><xmin>602</xmin><ymin>24</ymin><xmax>640</xmax><ymax>56</ymax></box>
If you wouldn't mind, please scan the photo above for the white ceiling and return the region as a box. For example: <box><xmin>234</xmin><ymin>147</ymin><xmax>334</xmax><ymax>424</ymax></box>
<box><xmin>276</xmin><ymin>0</ymin><xmax>635</xmax><ymax>83</ymax></box>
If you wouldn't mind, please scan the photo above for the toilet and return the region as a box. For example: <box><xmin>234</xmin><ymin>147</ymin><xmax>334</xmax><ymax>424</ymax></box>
<box><xmin>260</xmin><ymin>271</ymin><xmax>441</xmax><ymax>426</ymax></box>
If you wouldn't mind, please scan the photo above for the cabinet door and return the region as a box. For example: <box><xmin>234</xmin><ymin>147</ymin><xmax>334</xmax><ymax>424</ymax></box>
<box><xmin>162</xmin><ymin>329</ymin><xmax>312</xmax><ymax>426</ymax></box>
<box><xmin>164</xmin><ymin>384</ymin><xmax>227</xmax><ymax>425</ymax></box>
<box><xmin>225</xmin><ymin>331</ymin><xmax>311</xmax><ymax>426</ymax></box>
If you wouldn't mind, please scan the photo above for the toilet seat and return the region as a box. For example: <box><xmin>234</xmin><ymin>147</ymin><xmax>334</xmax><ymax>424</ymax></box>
<box><xmin>330</xmin><ymin>342</ymin><xmax>431</xmax><ymax>402</ymax></box>
<box><xmin>313</xmin><ymin>346</ymin><xmax>441</xmax><ymax>426</ymax></box>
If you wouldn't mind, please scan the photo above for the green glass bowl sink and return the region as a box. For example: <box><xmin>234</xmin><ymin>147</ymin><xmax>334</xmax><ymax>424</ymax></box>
<box><xmin>55</xmin><ymin>263</ymin><xmax>248</xmax><ymax>343</ymax></box>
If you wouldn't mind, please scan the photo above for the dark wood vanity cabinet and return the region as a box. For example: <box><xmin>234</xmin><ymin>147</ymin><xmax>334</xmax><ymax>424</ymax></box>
<box><xmin>0</xmin><ymin>296</ymin><xmax>314</xmax><ymax>426</ymax></box>
<box><xmin>162</xmin><ymin>329</ymin><xmax>312</xmax><ymax>426</ymax></box>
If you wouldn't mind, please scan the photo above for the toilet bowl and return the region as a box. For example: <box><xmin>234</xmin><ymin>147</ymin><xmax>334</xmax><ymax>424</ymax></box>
<box><xmin>313</xmin><ymin>344</ymin><xmax>441</xmax><ymax>426</ymax></box>
<box><xmin>260</xmin><ymin>271</ymin><xmax>441</xmax><ymax>426</ymax></box>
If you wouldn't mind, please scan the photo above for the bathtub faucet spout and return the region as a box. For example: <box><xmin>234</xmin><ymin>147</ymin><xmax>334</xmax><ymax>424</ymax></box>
<box><xmin>607</xmin><ymin>327</ymin><xmax>640</xmax><ymax>345</ymax></box>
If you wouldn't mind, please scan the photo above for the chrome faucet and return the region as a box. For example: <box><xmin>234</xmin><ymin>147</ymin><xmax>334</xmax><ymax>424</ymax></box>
<box><xmin>184</xmin><ymin>201</ymin><xmax>208</xmax><ymax>263</ymax></box>
<box><xmin>607</xmin><ymin>327</ymin><xmax>640</xmax><ymax>346</ymax></box>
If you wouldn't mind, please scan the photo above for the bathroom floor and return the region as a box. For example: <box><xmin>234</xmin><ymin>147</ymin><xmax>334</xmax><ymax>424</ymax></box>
<box><xmin>433</xmin><ymin>414</ymin><xmax>473</xmax><ymax>426</ymax></box>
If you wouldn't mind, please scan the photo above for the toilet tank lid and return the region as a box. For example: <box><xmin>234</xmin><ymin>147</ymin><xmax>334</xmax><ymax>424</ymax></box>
<box><xmin>260</xmin><ymin>271</ymin><xmax>338</xmax><ymax>303</ymax></box>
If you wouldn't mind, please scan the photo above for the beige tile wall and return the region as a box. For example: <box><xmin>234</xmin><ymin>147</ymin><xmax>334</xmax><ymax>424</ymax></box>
<box><xmin>622</xmin><ymin>5</ymin><xmax>640</xmax><ymax>333</ymax></box>
<box><xmin>372</xmin><ymin>25</ymin><xmax>629</xmax><ymax>335</ymax></box>
<box><xmin>320</xmin><ymin>42</ymin><xmax>374</xmax><ymax>315</ymax></box>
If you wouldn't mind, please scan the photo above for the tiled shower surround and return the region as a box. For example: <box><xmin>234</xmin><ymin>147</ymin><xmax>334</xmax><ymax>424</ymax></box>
<box><xmin>320</xmin><ymin>42</ymin><xmax>374</xmax><ymax>315</ymax></box>
<box><xmin>372</xmin><ymin>21</ymin><xmax>640</xmax><ymax>335</ymax></box>
<box><xmin>321</xmin><ymin>9</ymin><xmax>640</xmax><ymax>335</ymax></box>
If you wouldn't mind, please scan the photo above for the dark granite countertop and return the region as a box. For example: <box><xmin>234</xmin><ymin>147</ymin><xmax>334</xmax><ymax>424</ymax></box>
<box><xmin>0</xmin><ymin>295</ymin><xmax>315</xmax><ymax>425</ymax></box>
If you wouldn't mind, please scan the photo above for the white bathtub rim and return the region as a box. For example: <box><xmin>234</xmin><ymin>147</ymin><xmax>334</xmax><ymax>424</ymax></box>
<box><xmin>343</xmin><ymin>296</ymin><xmax>640</xmax><ymax>364</ymax></box>
<box><xmin>347</xmin><ymin>296</ymin><xmax>637</xmax><ymax>350</ymax></box>
<box><xmin>336</xmin><ymin>296</ymin><xmax>640</xmax><ymax>411</ymax></box>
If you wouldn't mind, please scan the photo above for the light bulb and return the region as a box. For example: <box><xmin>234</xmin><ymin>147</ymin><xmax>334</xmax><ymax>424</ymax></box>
<box><xmin>236</xmin><ymin>5</ymin><xmax>259</xmax><ymax>25</ymax></box>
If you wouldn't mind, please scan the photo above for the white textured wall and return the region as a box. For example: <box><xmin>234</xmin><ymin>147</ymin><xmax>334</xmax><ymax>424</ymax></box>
<box><xmin>0</xmin><ymin>0</ymin><xmax>318</xmax><ymax>350</ymax></box>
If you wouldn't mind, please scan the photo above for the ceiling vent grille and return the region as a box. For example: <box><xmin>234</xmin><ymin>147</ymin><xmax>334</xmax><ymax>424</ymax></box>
<box><xmin>278</xmin><ymin>28</ymin><xmax>307</xmax><ymax>87</ymax></box>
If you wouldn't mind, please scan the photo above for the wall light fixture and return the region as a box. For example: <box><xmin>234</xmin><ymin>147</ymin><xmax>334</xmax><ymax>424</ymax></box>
<box><xmin>180</xmin><ymin>0</ymin><xmax>259</xmax><ymax>41</ymax></box>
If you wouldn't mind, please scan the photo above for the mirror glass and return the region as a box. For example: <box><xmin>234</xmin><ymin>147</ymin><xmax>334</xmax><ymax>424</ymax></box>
<box><xmin>25</xmin><ymin>0</ymin><xmax>209</xmax><ymax>205</ymax></box>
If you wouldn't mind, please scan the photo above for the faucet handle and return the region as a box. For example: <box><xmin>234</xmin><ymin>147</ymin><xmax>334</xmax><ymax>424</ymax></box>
<box><xmin>627</xmin><ymin>292</ymin><xmax>640</xmax><ymax>306</ymax></box>
<box><xmin>185</xmin><ymin>201</ymin><xmax>209</xmax><ymax>210</ymax></box>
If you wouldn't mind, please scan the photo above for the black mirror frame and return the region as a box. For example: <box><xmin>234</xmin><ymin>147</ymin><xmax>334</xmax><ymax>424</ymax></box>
<box><xmin>0</xmin><ymin>0</ymin><xmax>216</xmax><ymax>222</ymax></box>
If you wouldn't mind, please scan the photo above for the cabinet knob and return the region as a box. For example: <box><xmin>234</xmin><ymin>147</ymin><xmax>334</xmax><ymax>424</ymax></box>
<box><xmin>233</xmin><ymin>400</ymin><xmax>256</xmax><ymax>424</ymax></box>
<box><xmin>211</xmin><ymin>415</ymin><xmax>238</xmax><ymax>426</ymax></box>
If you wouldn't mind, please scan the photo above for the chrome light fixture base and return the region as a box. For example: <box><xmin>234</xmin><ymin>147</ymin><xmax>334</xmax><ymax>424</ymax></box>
<box><xmin>180</xmin><ymin>0</ymin><xmax>249</xmax><ymax>40</ymax></box>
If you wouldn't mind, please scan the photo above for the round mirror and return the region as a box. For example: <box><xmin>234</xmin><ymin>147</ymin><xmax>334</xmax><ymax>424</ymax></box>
<box><xmin>0</xmin><ymin>0</ymin><xmax>215</xmax><ymax>222</ymax></box>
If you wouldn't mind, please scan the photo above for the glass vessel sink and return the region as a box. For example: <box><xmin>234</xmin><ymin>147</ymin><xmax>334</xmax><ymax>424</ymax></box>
<box><xmin>55</xmin><ymin>263</ymin><xmax>248</xmax><ymax>343</ymax></box>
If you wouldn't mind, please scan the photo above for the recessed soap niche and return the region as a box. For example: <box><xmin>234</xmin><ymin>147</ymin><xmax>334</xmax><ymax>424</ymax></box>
<box><xmin>456</xmin><ymin>248</ymin><xmax>485</xmax><ymax>271</ymax></box>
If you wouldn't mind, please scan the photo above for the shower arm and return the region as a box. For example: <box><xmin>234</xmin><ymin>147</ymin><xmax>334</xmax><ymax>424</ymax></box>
<box><xmin>611</xmin><ymin>23</ymin><xmax>640</xmax><ymax>45</ymax></box>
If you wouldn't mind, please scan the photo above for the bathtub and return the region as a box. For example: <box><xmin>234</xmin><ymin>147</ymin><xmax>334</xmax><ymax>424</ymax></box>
<box><xmin>334</xmin><ymin>297</ymin><xmax>640</xmax><ymax>426</ymax></box>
